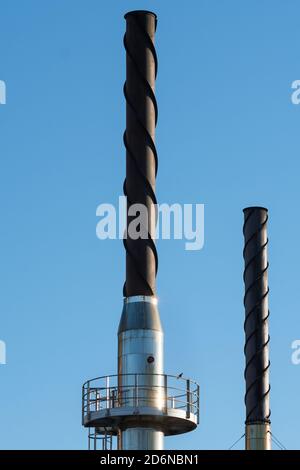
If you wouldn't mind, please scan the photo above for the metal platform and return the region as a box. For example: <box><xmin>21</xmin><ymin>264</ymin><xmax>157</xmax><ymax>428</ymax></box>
<box><xmin>82</xmin><ymin>374</ymin><xmax>199</xmax><ymax>437</ymax></box>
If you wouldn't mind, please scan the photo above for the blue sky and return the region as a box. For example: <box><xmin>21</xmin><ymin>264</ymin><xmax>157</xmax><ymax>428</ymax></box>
<box><xmin>0</xmin><ymin>0</ymin><xmax>299</xmax><ymax>449</ymax></box>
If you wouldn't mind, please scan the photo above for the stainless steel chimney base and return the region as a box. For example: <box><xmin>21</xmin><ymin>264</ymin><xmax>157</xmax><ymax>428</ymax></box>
<box><xmin>120</xmin><ymin>428</ymin><xmax>164</xmax><ymax>451</ymax></box>
<box><xmin>245</xmin><ymin>423</ymin><xmax>271</xmax><ymax>450</ymax></box>
<box><xmin>82</xmin><ymin>297</ymin><xmax>200</xmax><ymax>450</ymax></box>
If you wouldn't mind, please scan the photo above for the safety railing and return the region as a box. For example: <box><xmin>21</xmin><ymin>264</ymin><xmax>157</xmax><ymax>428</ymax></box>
<box><xmin>82</xmin><ymin>374</ymin><xmax>199</xmax><ymax>424</ymax></box>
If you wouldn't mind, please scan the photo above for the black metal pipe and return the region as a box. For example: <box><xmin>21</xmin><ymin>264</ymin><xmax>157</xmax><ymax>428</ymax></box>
<box><xmin>243</xmin><ymin>207</ymin><xmax>271</xmax><ymax>425</ymax></box>
<box><xmin>123</xmin><ymin>10</ymin><xmax>158</xmax><ymax>297</ymax></box>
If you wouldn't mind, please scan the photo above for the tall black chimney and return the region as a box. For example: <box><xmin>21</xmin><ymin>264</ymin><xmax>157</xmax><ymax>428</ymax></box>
<box><xmin>243</xmin><ymin>206</ymin><xmax>271</xmax><ymax>450</ymax></box>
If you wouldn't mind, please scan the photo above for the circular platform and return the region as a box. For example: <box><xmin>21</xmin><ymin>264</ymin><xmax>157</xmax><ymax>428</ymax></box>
<box><xmin>82</xmin><ymin>373</ymin><xmax>199</xmax><ymax>436</ymax></box>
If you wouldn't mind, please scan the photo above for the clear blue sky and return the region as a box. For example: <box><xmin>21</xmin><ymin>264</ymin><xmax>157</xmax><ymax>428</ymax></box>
<box><xmin>0</xmin><ymin>0</ymin><xmax>299</xmax><ymax>450</ymax></box>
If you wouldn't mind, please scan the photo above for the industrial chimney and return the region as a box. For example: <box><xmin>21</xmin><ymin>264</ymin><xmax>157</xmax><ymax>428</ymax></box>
<box><xmin>243</xmin><ymin>207</ymin><xmax>271</xmax><ymax>450</ymax></box>
<box><xmin>82</xmin><ymin>11</ymin><xmax>200</xmax><ymax>451</ymax></box>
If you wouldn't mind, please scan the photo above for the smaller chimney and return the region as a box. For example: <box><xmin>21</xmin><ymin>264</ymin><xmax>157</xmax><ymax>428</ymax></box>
<box><xmin>243</xmin><ymin>207</ymin><xmax>271</xmax><ymax>450</ymax></box>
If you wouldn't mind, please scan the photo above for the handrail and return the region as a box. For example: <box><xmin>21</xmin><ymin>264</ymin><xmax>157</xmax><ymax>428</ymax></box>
<box><xmin>82</xmin><ymin>373</ymin><xmax>199</xmax><ymax>388</ymax></box>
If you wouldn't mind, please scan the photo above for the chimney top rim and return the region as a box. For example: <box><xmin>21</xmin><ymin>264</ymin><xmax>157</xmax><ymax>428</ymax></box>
<box><xmin>124</xmin><ymin>10</ymin><xmax>157</xmax><ymax>20</ymax></box>
<box><xmin>243</xmin><ymin>206</ymin><xmax>268</xmax><ymax>213</ymax></box>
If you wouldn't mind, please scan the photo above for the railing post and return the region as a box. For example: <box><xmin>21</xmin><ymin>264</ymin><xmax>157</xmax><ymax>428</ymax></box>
<box><xmin>87</xmin><ymin>382</ymin><xmax>90</xmax><ymax>414</ymax></box>
<box><xmin>118</xmin><ymin>376</ymin><xmax>122</xmax><ymax>408</ymax></box>
<box><xmin>186</xmin><ymin>379</ymin><xmax>191</xmax><ymax>419</ymax></box>
<box><xmin>197</xmin><ymin>385</ymin><xmax>200</xmax><ymax>423</ymax></box>
<box><xmin>106</xmin><ymin>376</ymin><xmax>110</xmax><ymax>409</ymax></box>
<box><xmin>111</xmin><ymin>389</ymin><xmax>116</xmax><ymax>409</ymax></box>
<box><xmin>163</xmin><ymin>375</ymin><xmax>168</xmax><ymax>413</ymax></box>
<box><xmin>82</xmin><ymin>385</ymin><xmax>84</xmax><ymax>424</ymax></box>
<box><xmin>95</xmin><ymin>389</ymin><xmax>98</xmax><ymax>411</ymax></box>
